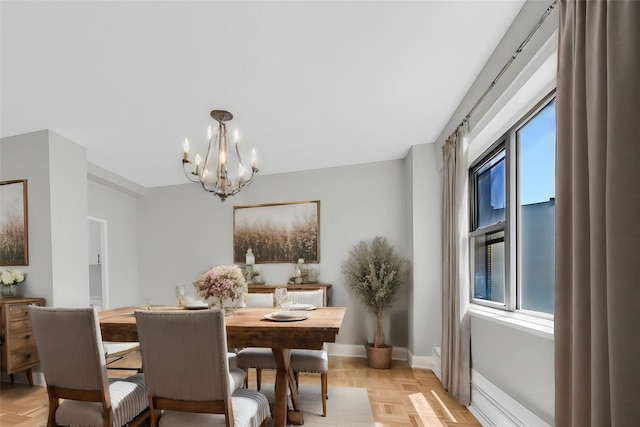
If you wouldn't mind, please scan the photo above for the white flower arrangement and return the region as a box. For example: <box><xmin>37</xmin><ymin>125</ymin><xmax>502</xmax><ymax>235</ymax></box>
<box><xmin>0</xmin><ymin>269</ymin><xmax>25</xmax><ymax>286</ymax></box>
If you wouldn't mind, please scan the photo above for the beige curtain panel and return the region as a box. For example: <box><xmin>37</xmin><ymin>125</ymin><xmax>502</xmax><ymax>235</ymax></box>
<box><xmin>555</xmin><ymin>1</ymin><xmax>640</xmax><ymax>426</ymax></box>
<box><xmin>441</xmin><ymin>126</ymin><xmax>471</xmax><ymax>406</ymax></box>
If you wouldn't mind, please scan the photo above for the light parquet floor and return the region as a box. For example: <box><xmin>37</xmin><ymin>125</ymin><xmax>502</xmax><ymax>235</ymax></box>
<box><xmin>0</xmin><ymin>353</ymin><xmax>480</xmax><ymax>427</ymax></box>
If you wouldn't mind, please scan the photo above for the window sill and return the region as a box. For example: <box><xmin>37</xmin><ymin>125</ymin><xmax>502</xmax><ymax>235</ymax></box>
<box><xmin>469</xmin><ymin>305</ymin><xmax>554</xmax><ymax>340</ymax></box>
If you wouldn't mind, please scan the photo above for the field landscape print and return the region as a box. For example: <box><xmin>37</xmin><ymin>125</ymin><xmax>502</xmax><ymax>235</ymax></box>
<box><xmin>0</xmin><ymin>180</ymin><xmax>29</xmax><ymax>266</ymax></box>
<box><xmin>234</xmin><ymin>200</ymin><xmax>319</xmax><ymax>264</ymax></box>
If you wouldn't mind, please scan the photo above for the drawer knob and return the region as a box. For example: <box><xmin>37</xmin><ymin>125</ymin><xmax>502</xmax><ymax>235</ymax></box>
<box><xmin>24</xmin><ymin>334</ymin><xmax>30</xmax><ymax>339</ymax></box>
<box><xmin>25</xmin><ymin>353</ymin><xmax>31</xmax><ymax>359</ymax></box>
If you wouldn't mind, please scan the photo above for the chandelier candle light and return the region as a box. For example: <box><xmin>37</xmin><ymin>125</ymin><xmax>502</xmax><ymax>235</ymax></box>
<box><xmin>182</xmin><ymin>110</ymin><xmax>258</xmax><ymax>201</ymax></box>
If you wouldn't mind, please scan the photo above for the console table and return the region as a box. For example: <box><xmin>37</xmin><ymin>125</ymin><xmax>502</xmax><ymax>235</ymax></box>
<box><xmin>248</xmin><ymin>283</ymin><xmax>332</xmax><ymax>307</ymax></box>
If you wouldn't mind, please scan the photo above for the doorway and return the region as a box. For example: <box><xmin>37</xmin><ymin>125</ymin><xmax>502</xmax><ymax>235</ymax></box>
<box><xmin>88</xmin><ymin>217</ymin><xmax>109</xmax><ymax>310</ymax></box>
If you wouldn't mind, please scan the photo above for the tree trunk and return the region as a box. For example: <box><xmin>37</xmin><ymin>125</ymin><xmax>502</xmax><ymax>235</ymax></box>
<box><xmin>374</xmin><ymin>309</ymin><xmax>385</xmax><ymax>348</ymax></box>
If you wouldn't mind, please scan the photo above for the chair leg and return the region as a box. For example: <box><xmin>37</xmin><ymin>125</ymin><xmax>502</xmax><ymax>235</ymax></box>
<box><xmin>256</xmin><ymin>368</ymin><xmax>262</xmax><ymax>391</ymax></box>
<box><xmin>46</xmin><ymin>389</ymin><xmax>59</xmax><ymax>427</ymax></box>
<box><xmin>128</xmin><ymin>408</ymin><xmax>151</xmax><ymax>427</ymax></box>
<box><xmin>149</xmin><ymin>407</ymin><xmax>161</xmax><ymax>427</ymax></box>
<box><xmin>294</xmin><ymin>371</ymin><xmax>300</xmax><ymax>387</ymax></box>
<box><xmin>243</xmin><ymin>369</ymin><xmax>249</xmax><ymax>388</ymax></box>
<box><xmin>321</xmin><ymin>373</ymin><xmax>327</xmax><ymax>417</ymax></box>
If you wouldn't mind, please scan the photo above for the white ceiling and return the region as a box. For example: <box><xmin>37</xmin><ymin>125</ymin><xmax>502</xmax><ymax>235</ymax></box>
<box><xmin>1</xmin><ymin>1</ymin><xmax>525</xmax><ymax>188</ymax></box>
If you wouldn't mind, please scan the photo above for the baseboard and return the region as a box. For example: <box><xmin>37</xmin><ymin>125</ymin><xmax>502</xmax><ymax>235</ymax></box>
<box><xmin>468</xmin><ymin>404</ymin><xmax>493</xmax><ymax>427</ymax></box>
<box><xmin>408</xmin><ymin>352</ymin><xmax>433</xmax><ymax>369</ymax></box>
<box><xmin>327</xmin><ymin>343</ymin><xmax>408</xmax><ymax>361</ymax></box>
<box><xmin>32</xmin><ymin>371</ymin><xmax>46</xmax><ymax>386</ymax></box>
<box><xmin>0</xmin><ymin>370</ymin><xmax>46</xmax><ymax>387</ymax></box>
<box><xmin>470</xmin><ymin>370</ymin><xmax>551</xmax><ymax>427</ymax></box>
<box><xmin>431</xmin><ymin>347</ymin><xmax>442</xmax><ymax>380</ymax></box>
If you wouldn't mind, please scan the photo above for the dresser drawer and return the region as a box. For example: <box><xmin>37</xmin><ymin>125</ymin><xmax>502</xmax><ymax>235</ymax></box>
<box><xmin>10</xmin><ymin>344</ymin><xmax>39</xmax><ymax>370</ymax></box>
<box><xmin>9</xmin><ymin>331</ymin><xmax>36</xmax><ymax>350</ymax></box>
<box><xmin>9</xmin><ymin>318</ymin><xmax>33</xmax><ymax>334</ymax></box>
<box><xmin>8</xmin><ymin>303</ymin><xmax>36</xmax><ymax>320</ymax></box>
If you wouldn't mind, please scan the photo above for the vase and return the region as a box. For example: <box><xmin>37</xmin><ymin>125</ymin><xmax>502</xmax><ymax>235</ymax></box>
<box><xmin>208</xmin><ymin>297</ymin><xmax>224</xmax><ymax>311</ymax></box>
<box><xmin>224</xmin><ymin>306</ymin><xmax>238</xmax><ymax>317</ymax></box>
<box><xmin>1</xmin><ymin>284</ymin><xmax>17</xmax><ymax>297</ymax></box>
<box><xmin>208</xmin><ymin>297</ymin><xmax>241</xmax><ymax>316</ymax></box>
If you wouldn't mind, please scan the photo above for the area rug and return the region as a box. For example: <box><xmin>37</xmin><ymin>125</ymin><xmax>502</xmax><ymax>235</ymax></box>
<box><xmin>259</xmin><ymin>383</ymin><xmax>375</xmax><ymax>426</ymax></box>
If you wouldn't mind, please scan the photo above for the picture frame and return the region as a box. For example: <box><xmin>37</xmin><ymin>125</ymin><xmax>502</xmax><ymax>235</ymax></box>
<box><xmin>0</xmin><ymin>180</ymin><xmax>29</xmax><ymax>266</ymax></box>
<box><xmin>234</xmin><ymin>200</ymin><xmax>320</xmax><ymax>264</ymax></box>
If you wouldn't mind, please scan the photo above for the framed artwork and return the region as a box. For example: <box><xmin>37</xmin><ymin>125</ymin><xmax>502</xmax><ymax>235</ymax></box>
<box><xmin>234</xmin><ymin>200</ymin><xmax>320</xmax><ymax>264</ymax></box>
<box><xmin>0</xmin><ymin>180</ymin><xmax>29</xmax><ymax>266</ymax></box>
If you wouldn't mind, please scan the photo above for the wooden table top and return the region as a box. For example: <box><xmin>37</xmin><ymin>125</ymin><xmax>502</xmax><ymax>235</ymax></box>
<box><xmin>98</xmin><ymin>306</ymin><xmax>346</xmax><ymax>350</ymax></box>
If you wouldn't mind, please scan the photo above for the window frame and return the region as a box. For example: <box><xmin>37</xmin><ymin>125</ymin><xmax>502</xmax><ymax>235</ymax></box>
<box><xmin>469</xmin><ymin>90</ymin><xmax>556</xmax><ymax>317</ymax></box>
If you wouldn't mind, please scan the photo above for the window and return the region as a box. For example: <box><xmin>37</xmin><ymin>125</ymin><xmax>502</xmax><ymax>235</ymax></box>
<box><xmin>470</xmin><ymin>93</ymin><xmax>555</xmax><ymax>315</ymax></box>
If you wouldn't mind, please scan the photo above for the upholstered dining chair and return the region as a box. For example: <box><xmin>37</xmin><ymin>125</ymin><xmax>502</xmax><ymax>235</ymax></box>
<box><xmin>235</xmin><ymin>292</ymin><xmax>273</xmax><ymax>390</ymax></box>
<box><xmin>134</xmin><ymin>309</ymin><xmax>270</xmax><ymax>427</ymax></box>
<box><xmin>245</xmin><ymin>292</ymin><xmax>274</xmax><ymax>308</ymax></box>
<box><xmin>236</xmin><ymin>289</ymin><xmax>329</xmax><ymax>417</ymax></box>
<box><xmin>29</xmin><ymin>306</ymin><xmax>150</xmax><ymax>427</ymax></box>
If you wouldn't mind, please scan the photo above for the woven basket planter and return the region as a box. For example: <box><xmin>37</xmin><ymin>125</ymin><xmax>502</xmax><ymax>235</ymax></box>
<box><xmin>365</xmin><ymin>343</ymin><xmax>393</xmax><ymax>369</ymax></box>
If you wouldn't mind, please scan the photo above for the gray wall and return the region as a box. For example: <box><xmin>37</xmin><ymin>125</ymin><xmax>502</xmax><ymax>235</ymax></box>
<box><xmin>1</xmin><ymin>130</ymin><xmax>89</xmax><ymax>306</ymax></box>
<box><xmin>48</xmin><ymin>131</ymin><xmax>89</xmax><ymax>306</ymax></box>
<box><xmin>471</xmin><ymin>316</ymin><xmax>554</xmax><ymax>424</ymax></box>
<box><xmin>87</xmin><ymin>179</ymin><xmax>140</xmax><ymax>308</ymax></box>
<box><xmin>136</xmin><ymin>159</ymin><xmax>435</xmax><ymax>348</ymax></box>
<box><xmin>406</xmin><ymin>144</ymin><xmax>442</xmax><ymax>358</ymax></box>
<box><xmin>1</xmin><ymin>131</ymin><xmax>54</xmax><ymax>302</ymax></box>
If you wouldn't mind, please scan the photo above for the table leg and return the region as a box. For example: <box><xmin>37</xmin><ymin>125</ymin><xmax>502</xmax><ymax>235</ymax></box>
<box><xmin>271</xmin><ymin>348</ymin><xmax>304</xmax><ymax>426</ymax></box>
<box><xmin>287</xmin><ymin>367</ymin><xmax>304</xmax><ymax>425</ymax></box>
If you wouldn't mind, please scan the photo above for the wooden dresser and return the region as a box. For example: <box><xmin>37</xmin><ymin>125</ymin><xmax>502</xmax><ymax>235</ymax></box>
<box><xmin>0</xmin><ymin>297</ymin><xmax>45</xmax><ymax>385</ymax></box>
<box><xmin>248</xmin><ymin>283</ymin><xmax>332</xmax><ymax>306</ymax></box>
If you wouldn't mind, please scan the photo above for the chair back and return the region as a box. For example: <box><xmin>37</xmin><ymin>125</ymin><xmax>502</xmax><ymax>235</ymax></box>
<box><xmin>30</xmin><ymin>307</ymin><xmax>109</xmax><ymax>392</ymax></box>
<box><xmin>245</xmin><ymin>293</ymin><xmax>274</xmax><ymax>307</ymax></box>
<box><xmin>135</xmin><ymin>310</ymin><xmax>231</xmax><ymax>402</ymax></box>
<box><xmin>289</xmin><ymin>289</ymin><xmax>325</xmax><ymax>307</ymax></box>
<box><xmin>137</xmin><ymin>310</ymin><xmax>270</xmax><ymax>427</ymax></box>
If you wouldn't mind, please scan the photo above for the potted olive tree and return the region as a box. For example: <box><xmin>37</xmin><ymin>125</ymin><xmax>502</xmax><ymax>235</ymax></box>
<box><xmin>342</xmin><ymin>236</ymin><xmax>409</xmax><ymax>369</ymax></box>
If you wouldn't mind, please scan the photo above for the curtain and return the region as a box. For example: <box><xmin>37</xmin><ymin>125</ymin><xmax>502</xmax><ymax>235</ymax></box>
<box><xmin>441</xmin><ymin>126</ymin><xmax>471</xmax><ymax>406</ymax></box>
<box><xmin>556</xmin><ymin>1</ymin><xmax>640</xmax><ymax>426</ymax></box>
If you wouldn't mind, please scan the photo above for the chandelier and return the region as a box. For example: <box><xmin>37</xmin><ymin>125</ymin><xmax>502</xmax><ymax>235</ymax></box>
<box><xmin>181</xmin><ymin>110</ymin><xmax>258</xmax><ymax>201</ymax></box>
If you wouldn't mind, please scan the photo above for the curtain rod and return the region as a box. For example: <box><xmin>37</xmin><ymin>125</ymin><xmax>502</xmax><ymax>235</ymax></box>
<box><xmin>458</xmin><ymin>0</ymin><xmax>558</xmax><ymax>129</ymax></box>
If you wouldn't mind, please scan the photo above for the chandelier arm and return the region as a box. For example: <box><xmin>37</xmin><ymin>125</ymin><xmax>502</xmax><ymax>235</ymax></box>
<box><xmin>200</xmin><ymin>178</ymin><xmax>220</xmax><ymax>194</ymax></box>
<box><xmin>235</xmin><ymin>142</ymin><xmax>244</xmax><ymax>166</ymax></box>
<box><xmin>181</xmin><ymin>160</ymin><xmax>201</xmax><ymax>182</ymax></box>
<box><xmin>239</xmin><ymin>166</ymin><xmax>258</xmax><ymax>187</ymax></box>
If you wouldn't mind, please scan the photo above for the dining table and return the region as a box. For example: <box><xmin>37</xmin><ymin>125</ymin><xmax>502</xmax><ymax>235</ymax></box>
<box><xmin>98</xmin><ymin>305</ymin><xmax>346</xmax><ymax>427</ymax></box>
